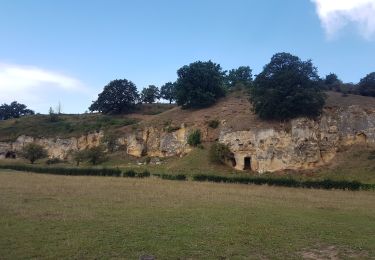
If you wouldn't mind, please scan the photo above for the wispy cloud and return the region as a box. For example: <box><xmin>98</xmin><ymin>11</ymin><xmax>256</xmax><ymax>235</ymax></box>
<box><xmin>0</xmin><ymin>63</ymin><xmax>90</xmax><ymax>112</ymax></box>
<box><xmin>311</xmin><ymin>0</ymin><xmax>375</xmax><ymax>40</ymax></box>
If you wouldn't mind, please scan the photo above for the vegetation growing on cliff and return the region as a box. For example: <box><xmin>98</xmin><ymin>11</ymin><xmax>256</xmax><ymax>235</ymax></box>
<box><xmin>250</xmin><ymin>52</ymin><xmax>326</xmax><ymax>120</ymax></box>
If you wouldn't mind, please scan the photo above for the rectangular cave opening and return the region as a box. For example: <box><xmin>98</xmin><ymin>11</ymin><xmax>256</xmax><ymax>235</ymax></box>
<box><xmin>244</xmin><ymin>157</ymin><xmax>251</xmax><ymax>170</ymax></box>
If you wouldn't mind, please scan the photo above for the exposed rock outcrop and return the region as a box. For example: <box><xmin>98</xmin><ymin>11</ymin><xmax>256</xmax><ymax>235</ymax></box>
<box><xmin>219</xmin><ymin>106</ymin><xmax>375</xmax><ymax>172</ymax></box>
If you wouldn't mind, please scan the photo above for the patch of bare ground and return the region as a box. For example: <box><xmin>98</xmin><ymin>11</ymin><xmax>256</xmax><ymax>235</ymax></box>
<box><xmin>301</xmin><ymin>245</ymin><xmax>369</xmax><ymax>259</ymax></box>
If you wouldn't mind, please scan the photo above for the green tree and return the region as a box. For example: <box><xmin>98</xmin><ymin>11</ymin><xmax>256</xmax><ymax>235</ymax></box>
<box><xmin>21</xmin><ymin>143</ymin><xmax>48</xmax><ymax>164</ymax></box>
<box><xmin>175</xmin><ymin>61</ymin><xmax>226</xmax><ymax>108</ymax></box>
<box><xmin>358</xmin><ymin>72</ymin><xmax>375</xmax><ymax>97</ymax></box>
<box><xmin>226</xmin><ymin>66</ymin><xmax>253</xmax><ymax>88</ymax></box>
<box><xmin>209</xmin><ymin>142</ymin><xmax>231</xmax><ymax>164</ymax></box>
<box><xmin>324</xmin><ymin>73</ymin><xmax>341</xmax><ymax>86</ymax></box>
<box><xmin>0</xmin><ymin>101</ymin><xmax>34</xmax><ymax>120</ymax></box>
<box><xmin>187</xmin><ymin>129</ymin><xmax>201</xmax><ymax>146</ymax></box>
<box><xmin>89</xmin><ymin>79</ymin><xmax>139</xmax><ymax>114</ymax></box>
<box><xmin>160</xmin><ymin>82</ymin><xmax>176</xmax><ymax>104</ymax></box>
<box><xmin>86</xmin><ymin>146</ymin><xmax>106</xmax><ymax>165</ymax></box>
<box><xmin>71</xmin><ymin>150</ymin><xmax>87</xmax><ymax>166</ymax></box>
<box><xmin>251</xmin><ymin>52</ymin><xmax>325</xmax><ymax>120</ymax></box>
<box><xmin>140</xmin><ymin>85</ymin><xmax>160</xmax><ymax>104</ymax></box>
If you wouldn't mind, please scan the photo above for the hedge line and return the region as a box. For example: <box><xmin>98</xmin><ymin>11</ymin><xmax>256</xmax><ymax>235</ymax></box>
<box><xmin>0</xmin><ymin>164</ymin><xmax>150</xmax><ymax>178</ymax></box>
<box><xmin>0</xmin><ymin>164</ymin><xmax>373</xmax><ymax>191</ymax></box>
<box><xmin>192</xmin><ymin>174</ymin><xmax>375</xmax><ymax>191</ymax></box>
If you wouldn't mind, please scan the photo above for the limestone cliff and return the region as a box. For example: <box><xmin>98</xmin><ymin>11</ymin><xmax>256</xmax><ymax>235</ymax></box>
<box><xmin>219</xmin><ymin>105</ymin><xmax>375</xmax><ymax>172</ymax></box>
<box><xmin>0</xmin><ymin>105</ymin><xmax>374</xmax><ymax>173</ymax></box>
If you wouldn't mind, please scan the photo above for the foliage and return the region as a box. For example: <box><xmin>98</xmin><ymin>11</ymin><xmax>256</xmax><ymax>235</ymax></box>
<box><xmin>187</xmin><ymin>129</ymin><xmax>201</xmax><ymax>146</ymax></box>
<box><xmin>358</xmin><ymin>72</ymin><xmax>375</xmax><ymax>97</ymax></box>
<box><xmin>192</xmin><ymin>174</ymin><xmax>373</xmax><ymax>191</ymax></box>
<box><xmin>48</xmin><ymin>107</ymin><xmax>60</xmax><ymax>122</ymax></box>
<box><xmin>160</xmin><ymin>82</ymin><xmax>176</xmax><ymax>104</ymax></box>
<box><xmin>89</xmin><ymin>79</ymin><xmax>139</xmax><ymax>114</ymax></box>
<box><xmin>71</xmin><ymin>150</ymin><xmax>87</xmax><ymax>166</ymax></box>
<box><xmin>153</xmin><ymin>173</ymin><xmax>187</xmax><ymax>181</ymax></box>
<box><xmin>368</xmin><ymin>150</ymin><xmax>375</xmax><ymax>160</ymax></box>
<box><xmin>207</xmin><ymin>119</ymin><xmax>219</xmax><ymax>129</ymax></box>
<box><xmin>140</xmin><ymin>85</ymin><xmax>160</xmax><ymax>104</ymax></box>
<box><xmin>85</xmin><ymin>146</ymin><xmax>107</xmax><ymax>165</ymax></box>
<box><xmin>324</xmin><ymin>73</ymin><xmax>342</xmax><ymax>87</ymax></box>
<box><xmin>0</xmin><ymin>101</ymin><xmax>34</xmax><ymax>120</ymax></box>
<box><xmin>21</xmin><ymin>143</ymin><xmax>48</xmax><ymax>164</ymax></box>
<box><xmin>209</xmin><ymin>142</ymin><xmax>231</xmax><ymax>164</ymax></box>
<box><xmin>175</xmin><ymin>60</ymin><xmax>226</xmax><ymax>108</ymax></box>
<box><xmin>251</xmin><ymin>52</ymin><xmax>325</xmax><ymax>120</ymax></box>
<box><xmin>102</xmin><ymin>133</ymin><xmax>119</xmax><ymax>152</ymax></box>
<box><xmin>226</xmin><ymin>66</ymin><xmax>253</xmax><ymax>88</ymax></box>
<box><xmin>46</xmin><ymin>158</ymin><xmax>64</xmax><ymax>165</ymax></box>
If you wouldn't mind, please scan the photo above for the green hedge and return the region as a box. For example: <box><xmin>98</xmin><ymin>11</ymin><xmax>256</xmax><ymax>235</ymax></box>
<box><xmin>152</xmin><ymin>173</ymin><xmax>187</xmax><ymax>181</ymax></box>
<box><xmin>192</xmin><ymin>174</ymin><xmax>374</xmax><ymax>191</ymax></box>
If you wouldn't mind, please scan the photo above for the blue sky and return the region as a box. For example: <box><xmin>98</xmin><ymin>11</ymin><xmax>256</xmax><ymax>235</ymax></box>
<box><xmin>0</xmin><ymin>0</ymin><xmax>374</xmax><ymax>113</ymax></box>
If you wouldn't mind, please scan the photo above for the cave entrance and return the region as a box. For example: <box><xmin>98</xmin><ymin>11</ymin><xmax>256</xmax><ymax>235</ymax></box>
<box><xmin>244</xmin><ymin>157</ymin><xmax>251</xmax><ymax>170</ymax></box>
<box><xmin>229</xmin><ymin>153</ymin><xmax>236</xmax><ymax>167</ymax></box>
<box><xmin>5</xmin><ymin>151</ymin><xmax>16</xmax><ymax>159</ymax></box>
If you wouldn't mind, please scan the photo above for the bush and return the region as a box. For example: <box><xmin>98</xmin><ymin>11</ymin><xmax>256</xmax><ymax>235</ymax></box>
<box><xmin>21</xmin><ymin>143</ymin><xmax>48</xmax><ymax>164</ymax></box>
<box><xmin>137</xmin><ymin>170</ymin><xmax>151</xmax><ymax>178</ymax></box>
<box><xmin>209</xmin><ymin>142</ymin><xmax>231</xmax><ymax>164</ymax></box>
<box><xmin>368</xmin><ymin>150</ymin><xmax>375</xmax><ymax>160</ymax></box>
<box><xmin>123</xmin><ymin>170</ymin><xmax>136</xmax><ymax>177</ymax></box>
<box><xmin>187</xmin><ymin>130</ymin><xmax>201</xmax><ymax>146</ymax></box>
<box><xmin>71</xmin><ymin>150</ymin><xmax>87</xmax><ymax>166</ymax></box>
<box><xmin>207</xmin><ymin>119</ymin><xmax>220</xmax><ymax>129</ymax></box>
<box><xmin>86</xmin><ymin>146</ymin><xmax>107</xmax><ymax>165</ymax></box>
<box><xmin>158</xmin><ymin>174</ymin><xmax>187</xmax><ymax>181</ymax></box>
<box><xmin>46</xmin><ymin>158</ymin><xmax>63</xmax><ymax>165</ymax></box>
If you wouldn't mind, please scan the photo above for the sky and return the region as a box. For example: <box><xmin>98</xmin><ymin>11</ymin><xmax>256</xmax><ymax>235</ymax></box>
<box><xmin>0</xmin><ymin>0</ymin><xmax>374</xmax><ymax>113</ymax></box>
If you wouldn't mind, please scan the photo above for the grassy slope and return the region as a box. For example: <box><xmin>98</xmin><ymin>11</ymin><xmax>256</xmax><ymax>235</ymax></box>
<box><xmin>0</xmin><ymin>170</ymin><xmax>374</xmax><ymax>259</ymax></box>
<box><xmin>0</xmin><ymin>104</ymin><xmax>175</xmax><ymax>141</ymax></box>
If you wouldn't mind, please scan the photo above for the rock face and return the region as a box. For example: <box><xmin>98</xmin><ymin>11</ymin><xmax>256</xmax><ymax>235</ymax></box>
<box><xmin>219</xmin><ymin>106</ymin><xmax>375</xmax><ymax>172</ymax></box>
<box><xmin>0</xmin><ymin>105</ymin><xmax>374</xmax><ymax>173</ymax></box>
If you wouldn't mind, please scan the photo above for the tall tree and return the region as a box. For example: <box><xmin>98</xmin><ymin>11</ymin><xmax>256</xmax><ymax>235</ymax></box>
<box><xmin>160</xmin><ymin>82</ymin><xmax>176</xmax><ymax>104</ymax></box>
<box><xmin>140</xmin><ymin>85</ymin><xmax>160</xmax><ymax>104</ymax></box>
<box><xmin>89</xmin><ymin>79</ymin><xmax>139</xmax><ymax>114</ymax></box>
<box><xmin>226</xmin><ymin>66</ymin><xmax>253</xmax><ymax>88</ymax></box>
<box><xmin>175</xmin><ymin>60</ymin><xmax>226</xmax><ymax>109</ymax></box>
<box><xmin>0</xmin><ymin>101</ymin><xmax>34</xmax><ymax>120</ymax></box>
<box><xmin>358</xmin><ymin>72</ymin><xmax>375</xmax><ymax>97</ymax></box>
<box><xmin>251</xmin><ymin>52</ymin><xmax>325</xmax><ymax>120</ymax></box>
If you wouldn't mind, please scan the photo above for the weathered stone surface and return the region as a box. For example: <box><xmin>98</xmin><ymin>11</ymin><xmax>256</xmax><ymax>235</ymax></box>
<box><xmin>219</xmin><ymin>106</ymin><xmax>375</xmax><ymax>173</ymax></box>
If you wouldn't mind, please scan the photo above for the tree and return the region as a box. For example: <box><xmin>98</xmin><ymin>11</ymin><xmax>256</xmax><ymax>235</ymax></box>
<box><xmin>358</xmin><ymin>72</ymin><xmax>375</xmax><ymax>97</ymax></box>
<box><xmin>48</xmin><ymin>107</ymin><xmax>59</xmax><ymax>122</ymax></box>
<box><xmin>0</xmin><ymin>101</ymin><xmax>34</xmax><ymax>120</ymax></box>
<box><xmin>226</xmin><ymin>66</ymin><xmax>253</xmax><ymax>88</ymax></box>
<box><xmin>89</xmin><ymin>79</ymin><xmax>139</xmax><ymax>114</ymax></box>
<box><xmin>71</xmin><ymin>150</ymin><xmax>87</xmax><ymax>166</ymax></box>
<box><xmin>21</xmin><ymin>143</ymin><xmax>48</xmax><ymax>164</ymax></box>
<box><xmin>324</xmin><ymin>73</ymin><xmax>341</xmax><ymax>86</ymax></box>
<box><xmin>86</xmin><ymin>146</ymin><xmax>106</xmax><ymax>165</ymax></box>
<box><xmin>187</xmin><ymin>129</ymin><xmax>201</xmax><ymax>146</ymax></box>
<box><xmin>209</xmin><ymin>142</ymin><xmax>231</xmax><ymax>164</ymax></box>
<box><xmin>175</xmin><ymin>60</ymin><xmax>226</xmax><ymax>109</ymax></box>
<box><xmin>251</xmin><ymin>52</ymin><xmax>325</xmax><ymax>120</ymax></box>
<box><xmin>140</xmin><ymin>85</ymin><xmax>160</xmax><ymax>104</ymax></box>
<box><xmin>160</xmin><ymin>82</ymin><xmax>176</xmax><ymax>104</ymax></box>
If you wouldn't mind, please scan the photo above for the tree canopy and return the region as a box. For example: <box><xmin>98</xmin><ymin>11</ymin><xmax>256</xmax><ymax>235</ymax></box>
<box><xmin>358</xmin><ymin>72</ymin><xmax>375</xmax><ymax>97</ymax></box>
<box><xmin>226</xmin><ymin>66</ymin><xmax>253</xmax><ymax>88</ymax></box>
<box><xmin>140</xmin><ymin>85</ymin><xmax>160</xmax><ymax>104</ymax></box>
<box><xmin>175</xmin><ymin>60</ymin><xmax>226</xmax><ymax>109</ymax></box>
<box><xmin>160</xmin><ymin>82</ymin><xmax>176</xmax><ymax>104</ymax></box>
<box><xmin>89</xmin><ymin>79</ymin><xmax>139</xmax><ymax>114</ymax></box>
<box><xmin>21</xmin><ymin>143</ymin><xmax>48</xmax><ymax>164</ymax></box>
<box><xmin>250</xmin><ymin>52</ymin><xmax>325</xmax><ymax>120</ymax></box>
<box><xmin>0</xmin><ymin>101</ymin><xmax>34</xmax><ymax>120</ymax></box>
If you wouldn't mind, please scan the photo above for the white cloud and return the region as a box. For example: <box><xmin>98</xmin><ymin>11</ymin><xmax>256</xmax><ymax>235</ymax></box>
<box><xmin>0</xmin><ymin>63</ymin><xmax>90</xmax><ymax>112</ymax></box>
<box><xmin>311</xmin><ymin>0</ymin><xmax>375</xmax><ymax>39</ymax></box>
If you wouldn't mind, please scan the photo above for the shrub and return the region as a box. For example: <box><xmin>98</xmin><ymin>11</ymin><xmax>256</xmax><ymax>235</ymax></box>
<box><xmin>368</xmin><ymin>150</ymin><xmax>375</xmax><ymax>160</ymax></box>
<box><xmin>207</xmin><ymin>119</ymin><xmax>220</xmax><ymax>129</ymax></box>
<box><xmin>187</xmin><ymin>129</ymin><xmax>201</xmax><ymax>146</ymax></box>
<box><xmin>137</xmin><ymin>170</ymin><xmax>151</xmax><ymax>178</ymax></box>
<box><xmin>86</xmin><ymin>146</ymin><xmax>107</xmax><ymax>165</ymax></box>
<box><xmin>123</xmin><ymin>170</ymin><xmax>136</xmax><ymax>177</ymax></box>
<box><xmin>21</xmin><ymin>143</ymin><xmax>48</xmax><ymax>164</ymax></box>
<box><xmin>46</xmin><ymin>158</ymin><xmax>63</xmax><ymax>165</ymax></box>
<box><xmin>71</xmin><ymin>150</ymin><xmax>88</xmax><ymax>166</ymax></box>
<box><xmin>102</xmin><ymin>133</ymin><xmax>119</xmax><ymax>153</ymax></box>
<box><xmin>209</xmin><ymin>142</ymin><xmax>231</xmax><ymax>164</ymax></box>
<box><xmin>159</xmin><ymin>174</ymin><xmax>187</xmax><ymax>181</ymax></box>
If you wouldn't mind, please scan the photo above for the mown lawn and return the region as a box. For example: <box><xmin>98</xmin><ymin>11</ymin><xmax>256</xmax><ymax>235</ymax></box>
<box><xmin>0</xmin><ymin>170</ymin><xmax>374</xmax><ymax>259</ymax></box>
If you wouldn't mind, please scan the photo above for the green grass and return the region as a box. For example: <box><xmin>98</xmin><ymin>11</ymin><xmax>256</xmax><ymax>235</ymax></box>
<box><xmin>0</xmin><ymin>170</ymin><xmax>374</xmax><ymax>259</ymax></box>
<box><xmin>0</xmin><ymin>114</ymin><xmax>139</xmax><ymax>141</ymax></box>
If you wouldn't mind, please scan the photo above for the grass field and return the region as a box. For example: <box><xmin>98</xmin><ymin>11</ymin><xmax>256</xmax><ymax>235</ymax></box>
<box><xmin>0</xmin><ymin>170</ymin><xmax>374</xmax><ymax>259</ymax></box>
